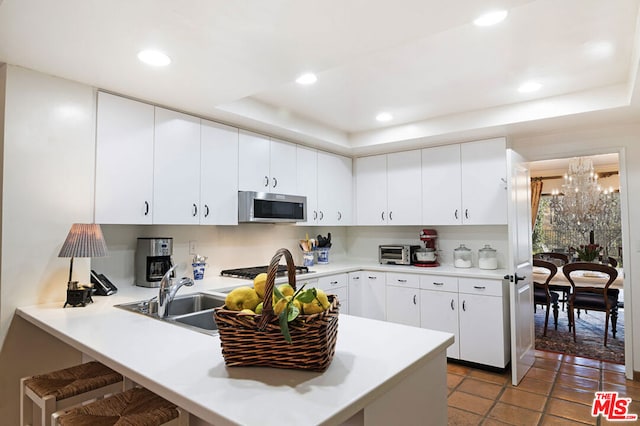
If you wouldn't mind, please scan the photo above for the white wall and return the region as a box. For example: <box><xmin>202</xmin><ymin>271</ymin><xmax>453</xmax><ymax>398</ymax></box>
<box><xmin>0</xmin><ymin>65</ymin><xmax>95</xmax><ymax>424</ymax></box>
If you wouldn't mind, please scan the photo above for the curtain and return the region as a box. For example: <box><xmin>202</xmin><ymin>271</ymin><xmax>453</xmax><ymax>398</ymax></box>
<box><xmin>531</xmin><ymin>178</ymin><xmax>544</xmax><ymax>229</ymax></box>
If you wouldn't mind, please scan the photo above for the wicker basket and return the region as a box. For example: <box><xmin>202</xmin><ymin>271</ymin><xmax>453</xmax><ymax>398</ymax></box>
<box><xmin>214</xmin><ymin>248</ymin><xmax>339</xmax><ymax>371</ymax></box>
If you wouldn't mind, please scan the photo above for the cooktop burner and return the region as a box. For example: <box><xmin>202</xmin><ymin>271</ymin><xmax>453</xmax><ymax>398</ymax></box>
<box><xmin>220</xmin><ymin>265</ymin><xmax>310</xmax><ymax>280</ymax></box>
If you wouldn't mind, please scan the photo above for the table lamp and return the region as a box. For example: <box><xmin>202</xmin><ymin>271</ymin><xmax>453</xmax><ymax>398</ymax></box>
<box><xmin>58</xmin><ymin>223</ymin><xmax>109</xmax><ymax>307</ymax></box>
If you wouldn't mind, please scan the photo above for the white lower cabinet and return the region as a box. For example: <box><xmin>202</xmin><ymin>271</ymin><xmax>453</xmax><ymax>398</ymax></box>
<box><xmin>420</xmin><ymin>275</ymin><xmax>509</xmax><ymax>368</ymax></box>
<box><xmin>316</xmin><ymin>274</ymin><xmax>348</xmax><ymax>314</ymax></box>
<box><xmin>348</xmin><ymin>271</ymin><xmax>385</xmax><ymax>320</ymax></box>
<box><xmin>386</xmin><ymin>273</ymin><xmax>420</xmax><ymax>327</ymax></box>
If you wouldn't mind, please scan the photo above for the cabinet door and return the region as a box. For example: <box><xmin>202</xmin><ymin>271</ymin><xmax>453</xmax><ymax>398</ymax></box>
<box><xmin>458</xmin><ymin>293</ymin><xmax>506</xmax><ymax>367</ymax></box>
<box><xmin>421</xmin><ymin>289</ymin><xmax>460</xmax><ymax>359</ymax></box>
<box><xmin>421</xmin><ymin>144</ymin><xmax>461</xmax><ymax>225</ymax></box>
<box><xmin>386</xmin><ymin>285</ymin><xmax>420</xmax><ymax>327</ymax></box>
<box><xmin>350</xmin><ymin>271</ymin><xmax>386</xmax><ymax>320</ymax></box>
<box><xmin>296</xmin><ymin>146</ymin><xmax>318</xmax><ymax>224</ymax></box>
<box><xmin>153</xmin><ymin>107</ymin><xmax>201</xmax><ymax>225</ymax></box>
<box><xmin>387</xmin><ymin>150</ymin><xmax>422</xmax><ymax>225</ymax></box>
<box><xmin>238</xmin><ymin>130</ymin><xmax>270</xmax><ymax>192</ymax></box>
<box><xmin>200</xmin><ymin>120</ymin><xmax>239</xmax><ymax>225</ymax></box>
<box><xmin>269</xmin><ymin>138</ymin><xmax>297</xmax><ymax>194</ymax></box>
<box><xmin>317</xmin><ymin>274</ymin><xmax>348</xmax><ymax>312</ymax></box>
<box><xmin>317</xmin><ymin>151</ymin><xmax>352</xmax><ymax>226</ymax></box>
<box><xmin>95</xmin><ymin>92</ymin><xmax>154</xmax><ymax>224</ymax></box>
<box><xmin>355</xmin><ymin>154</ymin><xmax>387</xmax><ymax>225</ymax></box>
<box><xmin>460</xmin><ymin>138</ymin><xmax>507</xmax><ymax>224</ymax></box>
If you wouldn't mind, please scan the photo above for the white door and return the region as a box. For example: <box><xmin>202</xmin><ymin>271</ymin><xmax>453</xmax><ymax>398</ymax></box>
<box><xmin>200</xmin><ymin>120</ymin><xmax>238</xmax><ymax>225</ymax></box>
<box><xmin>507</xmin><ymin>149</ymin><xmax>535</xmax><ymax>385</ymax></box>
<box><xmin>318</xmin><ymin>151</ymin><xmax>352</xmax><ymax>225</ymax></box>
<box><xmin>269</xmin><ymin>138</ymin><xmax>297</xmax><ymax>194</ymax></box>
<box><xmin>296</xmin><ymin>146</ymin><xmax>318</xmax><ymax>224</ymax></box>
<box><xmin>355</xmin><ymin>154</ymin><xmax>387</xmax><ymax>225</ymax></box>
<box><xmin>422</xmin><ymin>144</ymin><xmax>462</xmax><ymax>225</ymax></box>
<box><xmin>153</xmin><ymin>107</ymin><xmax>201</xmax><ymax>224</ymax></box>
<box><xmin>386</xmin><ymin>285</ymin><xmax>420</xmax><ymax>326</ymax></box>
<box><xmin>421</xmin><ymin>289</ymin><xmax>460</xmax><ymax>358</ymax></box>
<box><xmin>238</xmin><ymin>130</ymin><xmax>270</xmax><ymax>192</ymax></box>
<box><xmin>387</xmin><ymin>150</ymin><xmax>422</xmax><ymax>225</ymax></box>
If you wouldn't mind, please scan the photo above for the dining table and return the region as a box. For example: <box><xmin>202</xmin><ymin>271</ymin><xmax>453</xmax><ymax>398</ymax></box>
<box><xmin>532</xmin><ymin>265</ymin><xmax>624</xmax><ymax>290</ymax></box>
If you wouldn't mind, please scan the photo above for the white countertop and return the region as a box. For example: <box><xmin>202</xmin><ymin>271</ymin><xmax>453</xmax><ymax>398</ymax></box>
<box><xmin>17</xmin><ymin>274</ymin><xmax>454</xmax><ymax>425</ymax></box>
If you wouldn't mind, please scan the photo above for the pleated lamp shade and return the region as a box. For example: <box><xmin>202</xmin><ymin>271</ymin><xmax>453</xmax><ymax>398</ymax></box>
<box><xmin>58</xmin><ymin>223</ymin><xmax>108</xmax><ymax>258</ymax></box>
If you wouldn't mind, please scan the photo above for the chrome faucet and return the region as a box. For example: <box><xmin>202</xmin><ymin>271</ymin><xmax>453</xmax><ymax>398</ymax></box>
<box><xmin>157</xmin><ymin>264</ymin><xmax>194</xmax><ymax>318</ymax></box>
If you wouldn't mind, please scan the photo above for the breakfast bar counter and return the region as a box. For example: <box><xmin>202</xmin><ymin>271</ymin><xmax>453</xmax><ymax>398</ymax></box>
<box><xmin>16</xmin><ymin>286</ymin><xmax>453</xmax><ymax>425</ymax></box>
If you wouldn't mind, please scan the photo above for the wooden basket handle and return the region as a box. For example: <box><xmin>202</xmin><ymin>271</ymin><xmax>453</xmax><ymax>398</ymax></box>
<box><xmin>258</xmin><ymin>248</ymin><xmax>297</xmax><ymax>329</ymax></box>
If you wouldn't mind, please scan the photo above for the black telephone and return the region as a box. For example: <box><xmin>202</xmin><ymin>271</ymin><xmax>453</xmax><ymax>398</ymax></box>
<box><xmin>90</xmin><ymin>270</ymin><xmax>118</xmax><ymax>296</ymax></box>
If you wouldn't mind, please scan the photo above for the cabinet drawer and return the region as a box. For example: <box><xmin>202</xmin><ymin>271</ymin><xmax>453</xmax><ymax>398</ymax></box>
<box><xmin>458</xmin><ymin>277</ymin><xmax>503</xmax><ymax>297</ymax></box>
<box><xmin>317</xmin><ymin>273</ymin><xmax>348</xmax><ymax>291</ymax></box>
<box><xmin>419</xmin><ymin>275</ymin><xmax>458</xmax><ymax>292</ymax></box>
<box><xmin>386</xmin><ymin>272</ymin><xmax>419</xmax><ymax>288</ymax></box>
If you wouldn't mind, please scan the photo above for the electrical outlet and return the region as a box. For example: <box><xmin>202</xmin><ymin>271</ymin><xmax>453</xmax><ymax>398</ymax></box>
<box><xmin>189</xmin><ymin>240</ymin><xmax>197</xmax><ymax>255</ymax></box>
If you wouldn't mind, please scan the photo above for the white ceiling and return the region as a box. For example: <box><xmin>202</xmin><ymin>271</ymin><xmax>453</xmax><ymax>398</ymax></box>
<box><xmin>1</xmin><ymin>0</ymin><xmax>639</xmax><ymax>155</ymax></box>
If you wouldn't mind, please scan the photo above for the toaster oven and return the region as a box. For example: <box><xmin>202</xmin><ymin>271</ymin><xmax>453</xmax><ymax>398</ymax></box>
<box><xmin>379</xmin><ymin>245</ymin><xmax>421</xmax><ymax>265</ymax></box>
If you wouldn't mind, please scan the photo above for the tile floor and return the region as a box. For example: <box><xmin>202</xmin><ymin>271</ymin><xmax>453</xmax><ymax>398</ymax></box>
<box><xmin>447</xmin><ymin>350</ymin><xmax>639</xmax><ymax>425</ymax></box>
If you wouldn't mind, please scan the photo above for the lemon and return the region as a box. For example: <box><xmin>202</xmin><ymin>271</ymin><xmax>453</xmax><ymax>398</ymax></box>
<box><xmin>240</xmin><ymin>309</ymin><xmax>255</xmax><ymax>315</ymax></box>
<box><xmin>253</xmin><ymin>273</ymin><xmax>268</xmax><ymax>299</ymax></box>
<box><xmin>225</xmin><ymin>286</ymin><xmax>260</xmax><ymax>311</ymax></box>
<box><xmin>255</xmin><ymin>302</ymin><xmax>263</xmax><ymax>314</ymax></box>
<box><xmin>273</xmin><ymin>296</ymin><xmax>302</xmax><ymax>316</ymax></box>
<box><xmin>277</xmin><ymin>283</ymin><xmax>294</xmax><ymax>298</ymax></box>
<box><xmin>302</xmin><ymin>289</ymin><xmax>331</xmax><ymax>314</ymax></box>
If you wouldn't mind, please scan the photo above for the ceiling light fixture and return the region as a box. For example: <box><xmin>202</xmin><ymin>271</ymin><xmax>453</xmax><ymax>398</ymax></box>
<box><xmin>473</xmin><ymin>10</ymin><xmax>508</xmax><ymax>26</ymax></box>
<box><xmin>296</xmin><ymin>73</ymin><xmax>317</xmax><ymax>85</ymax></box>
<box><xmin>137</xmin><ymin>49</ymin><xmax>171</xmax><ymax>67</ymax></box>
<box><xmin>376</xmin><ymin>112</ymin><xmax>393</xmax><ymax>122</ymax></box>
<box><xmin>518</xmin><ymin>81</ymin><xmax>542</xmax><ymax>93</ymax></box>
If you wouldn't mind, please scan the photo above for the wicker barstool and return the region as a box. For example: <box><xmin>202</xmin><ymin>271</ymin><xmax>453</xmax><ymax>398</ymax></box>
<box><xmin>52</xmin><ymin>387</ymin><xmax>188</xmax><ymax>425</ymax></box>
<box><xmin>21</xmin><ymin>361</ymin><xmax>124</xmax><ymax>426</ymax></box>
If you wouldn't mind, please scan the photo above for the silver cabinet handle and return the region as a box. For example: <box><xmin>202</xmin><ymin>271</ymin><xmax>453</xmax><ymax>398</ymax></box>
<box><xmin>454</xmin><ymin>209</ymin><xmax>458</xmax><ymax>219</ymax></box>
<box><xmin>144</xmin><ymin>201</ymin><xmax>150</xmax><ymax>216</ymax></box>
<box><xmin>264</xmin><ymin>176</ymin><xmax>269</xmax><ymax>187</ymax></box>
<box><xmin>337</xmin><ymin>211</ymin><xmax>342</xmax><ymax>221</ymax></box>
<box><xmin>352</xmin><ymin>276</ymin><xmax>360</xmax><ymax>280</ymax></box>
<box><xmin>204</xmin><ymin>204</ymin><xmax>210</xmax><ymax>218</ymax></box>
<box><xmin>272</xmin><ymin>177</ymin><xmax>278</xmax><ymax>188</ymax></box>
<box><xmin>192</xmin><ymin>203</ymin><xmax>198</xmax><ymax>217</ymax></box>
<box><xmin>330</xmin><ymin>281</ymin><xmax>338</xmax><ymax>285</ymax></box>
<box><xmin>465</xmin><ymin>209</ymin><xmax>469</xmax><ymax>219</ymax></box>
<box><xmin>473</xmin><ymin>286</ymin><xmax>486</xmax><ymax>290</ymax></box>
<box><xmin>389</xmin><ymin>211</ymin><xmax>393</xmax><ymax>221</ymax></box>
<box><xmin>462</xmin><ymin>300</ymin><xmax>466</xmax><ymax>311</ymax></box>
<box><xmin>398</xmin><ymin>279</ymin><xmax>407</xmax><ymax>283</ymax></box>
<box><xmin>413</xmin><ymin>295</ymin><xmax>417</xmax><ymax>305</ymax></box>
<box><xmin>381</xmin><ymin>211</ymin><xmax>385</xmax><ymax>221</ymax></box>
<box><xmin>313</xmin><ymin>211</ymin><xmax>318</xmax><ymax>220</ymax></box>
<box><xmin>433</xmin><ymin>282</ymin><xmax>444</xmax><ymax>286</ymax></box>
<box><xmin>450</xmin><ymin>299</ymin><xmax>455</xmax><ymax>310</ymax></box>
<box><xmin>319</xmin><ymin>211</ymin><xmax>324</xmax><ymax>220</ymax></box>
<box><xmin>368</xmin><ymin>276</ymin><xmax>377</xmax><ymax>280</ymax></box>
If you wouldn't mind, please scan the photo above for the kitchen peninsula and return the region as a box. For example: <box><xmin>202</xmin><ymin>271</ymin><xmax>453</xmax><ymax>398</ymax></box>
<box><xmin>17</xmin><ymin>280</ymin><xmax>453</xmax><ymax>426</ymax></box>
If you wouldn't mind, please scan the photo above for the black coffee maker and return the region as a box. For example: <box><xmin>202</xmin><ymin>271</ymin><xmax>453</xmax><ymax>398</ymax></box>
<box><xmin>135</xmin><ymin>237</ymin><xmax>174</xmax><ymax>287</ymax></box>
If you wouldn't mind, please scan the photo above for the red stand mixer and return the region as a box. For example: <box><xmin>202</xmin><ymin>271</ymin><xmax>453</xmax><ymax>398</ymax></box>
<box><xmin>414</xmin><ymin>229</ymin><xmax>439</xmax><ymax>267</ymax></box>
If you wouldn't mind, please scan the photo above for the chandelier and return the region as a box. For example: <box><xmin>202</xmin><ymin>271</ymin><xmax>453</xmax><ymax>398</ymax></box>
<box><xmin>549</xmin><ymin>157</ymin><xmax>618</xmax><ymax>240</ymax></box>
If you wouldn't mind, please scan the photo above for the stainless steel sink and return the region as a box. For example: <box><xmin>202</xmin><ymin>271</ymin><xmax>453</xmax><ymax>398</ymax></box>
<box><xmin>115</xmin><ymin>292</ymin><xmax>225</xmax><ymax>335</ymax></box>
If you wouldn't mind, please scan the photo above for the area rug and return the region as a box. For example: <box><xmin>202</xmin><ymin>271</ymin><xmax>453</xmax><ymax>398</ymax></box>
<box><xmin>534</xmin><ymin>307</ymin><xmax>625</xmax><ymax>364</ymax></box>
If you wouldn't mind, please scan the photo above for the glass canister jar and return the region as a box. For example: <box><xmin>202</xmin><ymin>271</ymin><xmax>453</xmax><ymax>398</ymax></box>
<box><xmin>453</xmin><ymin>244</ymin><xmax>472</xmax><ymax>268</ymax></box>
<box><xmin>478</xmin><ymin>244</ymin><xmax>498</xmax><ymax>270</ymax></box>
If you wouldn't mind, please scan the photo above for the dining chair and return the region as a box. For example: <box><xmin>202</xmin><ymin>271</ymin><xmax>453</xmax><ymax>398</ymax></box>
<box><xmin>562</xmin><ymin>262</ymin><xmax>619</xmax><ymax>346</ymax></box>
<box><xmin>533</xmin><ymin>259</ymin><xmax>559</xmax><ymax>336</ymax></box>
<box><xmin>533</xmin><ymin>252</ymin><xmax>570</xmax><ymax>310</ymax></box>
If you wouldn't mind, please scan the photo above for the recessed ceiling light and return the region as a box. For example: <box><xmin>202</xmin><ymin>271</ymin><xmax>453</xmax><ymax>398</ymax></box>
<box><xmin>137</xmin><ymin>49</ymin><xmax>171</xmax><ymax>67</ymax></box>
<box><xmin>518</xmin><ymin>81</ymin><xmax>542</xmax><ymax>93</ymax></box>
<box><xmin>296</xmin><ymin>73</ymin><xmax>317</xmax><ymax>85</ymax></box>
<box><xmin>376</xmin><ymin>112</ymin><xmax>393</xmax><ymax>122</ymax></box>
<box><xmin>473</xmin><ymin>10</ymin><xmax>508</xmax><ymax>26</ymax></box>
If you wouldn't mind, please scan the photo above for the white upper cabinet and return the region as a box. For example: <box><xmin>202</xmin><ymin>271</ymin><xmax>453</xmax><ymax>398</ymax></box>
<box><xmin>200</xmin><ymin>120</ymin><xmax>239</xmax><ymax>225</ymax></box>
<box><xmin>95</xmin><ymin>92</ymin><xmax>154</xmax><ymax>224</ymax></box>
<box><xmin>422</xmin><ymin>138</ymin><xmax>507</xmax><ymax>225</ymax></box>
<box><xmin>355</xmin><ymin>154</ymin><xmax>387</xmax><ymax>225</ymax></box>
<box><xmin>460</xmin><ymin>138</ymin><xmax>507</xmax><ymax>225</ymax></box>
<box><xmin>238</xmin><ymin>131</ymin><xmax>297</xmax><ymax>194</ymax></box>
<box><xmin>356</xmin><ymin>150</ymin><xmax>421</xmax><ymax>225</ymax></box>
<box><xmin>296</xmin><ymin>146</ymin><xmax>318</xmax><ymax>225</ymax></box>
<box><xmin>317</xmin><ymin>151</ymin><xmax>352</xmax><ymax>225</ymax></box>
<box><xmin>153</xmin><ymin>107</ymin><xmax>201</xmax><ymax>225</ymax></box>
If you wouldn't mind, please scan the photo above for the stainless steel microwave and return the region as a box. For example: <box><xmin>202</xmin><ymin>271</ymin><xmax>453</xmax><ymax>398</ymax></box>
<box><xmin>238</xmin><ymin>191</ymin><xmax>307</xmax><ymax>223</ymax></box>
<box><xmin>379</xmin><ymin>245</ymin><xmax>421</xmax><ymax>265</ymax></box>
